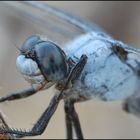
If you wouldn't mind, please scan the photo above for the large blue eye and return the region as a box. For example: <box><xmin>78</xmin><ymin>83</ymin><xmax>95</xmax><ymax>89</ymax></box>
<box><xmin>21</xmin><ymin>35</ymin><xmax>68</xmax><ymax>82</ymax></box>
<box><xmin>21</xmin><ymin>35</ymin><xmax>43</xmax><ymax>53</ymax></box>
<box><xmin>34</xmin><ymin>41</ymin><xmax>68</xmax><ymax>81</ymax></box>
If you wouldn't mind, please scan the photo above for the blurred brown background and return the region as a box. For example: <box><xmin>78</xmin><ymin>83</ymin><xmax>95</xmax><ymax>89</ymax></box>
<box><xmin>0</xmin><ymin>1</ymin><xmax>140</xmax><ymax>139</ymax></box>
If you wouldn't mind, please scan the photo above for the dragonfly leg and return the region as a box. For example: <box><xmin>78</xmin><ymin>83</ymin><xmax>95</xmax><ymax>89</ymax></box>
<box><xmin>71</xmin><ymin>103</ymin><xmax>84</xmax><ymax>139</ymax></box>
<box><xmin>0</xmin><ymin>87</ymin><xmax>37</xmax><ymax>102</ymax></box>
<box><xmin>69</xmin><ymin>54</ymin><xmax>88</xmax><ymax>84</ymax></box>
<box><xmin>123</xmin><ymin>94</ymin><xmax>140</xmax><ymax>118</ymax></box>
<box><xmin>0</xmin><ymin>94</ymin><xmax>61</xmax><ymax>138</ymax></box>
<box><xmin>64</xmin><ymin>100</ymin><xmax>73</xmax><ymax>139</ymax></box>
<box><xmin>63</xmin><ymin>55</ymin><xmax>87</xmax><ymax>139</ymax></box>
<box><xmin>64</xmin><ymin>100</ymin><xmax>84</xmax><ymax>139</ymax></box>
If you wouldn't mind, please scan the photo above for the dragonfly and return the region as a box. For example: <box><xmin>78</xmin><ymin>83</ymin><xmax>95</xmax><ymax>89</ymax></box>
<box><xmin>0</xmin><ymin>1</ymin><xmax>140</xmax><ymax>139</ymax></box>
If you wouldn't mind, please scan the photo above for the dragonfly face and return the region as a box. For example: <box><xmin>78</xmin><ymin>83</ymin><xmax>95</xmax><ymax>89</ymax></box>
<box><xmin>16</xmin><ymin>35</ymin><xmax>69</xmax><ymax>88</ymax></box>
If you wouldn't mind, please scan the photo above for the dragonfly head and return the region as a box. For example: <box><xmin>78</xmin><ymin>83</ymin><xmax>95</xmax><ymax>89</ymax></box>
<box><xmin>16</xmin><ymin>35</ymin><xmax>69</xmax><ymax>84</ymax></box>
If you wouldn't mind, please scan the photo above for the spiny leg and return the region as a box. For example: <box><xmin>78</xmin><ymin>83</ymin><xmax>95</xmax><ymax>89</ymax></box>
<box><xmin>64</xmin><ymin>100</ymin><xmax>73</xmax><ymax>139</ymax></box>
<box><xmin>63</xmin><ymin>55</ymin><xmax>87</xmax><ymax>139</ymax></box>
<box><xmin>68</xmin><ymin>54</ymin><xmax>88</xmax><ymax>84</ymax></box>
<box><xmin>0</xmin><ymin>87</ymin><xmax>37</xmax><ymax>102</ymax></box>
<box><xmin>71</xmin><ymin>103</ymin><xmax>83</xmax><ymax>139</ymax></box>
<box><xmin>123</xmin><ymin>93</ymin><xmax>140</xmax><ymax>118</ymax></box>
<box><xmin>0</xmin><ymin>93</ymin><xmax>61</xmax><ymax>138</ymax></box>
<box><xmin>62</xmin><ymin>54</ymin><xmax>87</xmax><ymax>139</ymax></box>
<box><xmin>64</xmin><ymin>55</ymin><xmax>87</xmax><ymax>139</ymax></box>
<box><xmin>64</xmin><ymin>100</ymin><xmax>84</xmax><ymax>139</ymax></box>
<box><xmin>0</xmin><ymin>54</ymin><xmax>88</xmax><ymax>138</ymax></box>
<box><xmin>56</xmin><ymin>54</ymin><xmax>88</xmax><ymax>90</ymax></box>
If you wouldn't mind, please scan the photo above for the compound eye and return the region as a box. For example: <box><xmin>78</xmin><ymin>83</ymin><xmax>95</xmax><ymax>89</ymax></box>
<box><xmin>21</xmin><ymin>35</ymin><xmax>42</xmax><ymax>53</ymax></box>
<box><xmin>34</xmin><ymin>41</ymin><xmax>68</xmax><ymax>81</ymax></box>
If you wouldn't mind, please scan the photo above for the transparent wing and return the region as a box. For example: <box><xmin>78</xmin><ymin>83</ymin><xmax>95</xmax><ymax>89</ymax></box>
<box><xmin>1</xmin><ymin>1</ymin><xmax>110</xmax><ymax>46</ymax></box>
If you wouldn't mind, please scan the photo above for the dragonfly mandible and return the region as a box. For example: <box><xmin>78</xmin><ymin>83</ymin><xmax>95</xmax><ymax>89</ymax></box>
<box><xmin>0</xmin><ymin>1</ymin><xmax>140</xmax><ymax>139</ymax></box>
